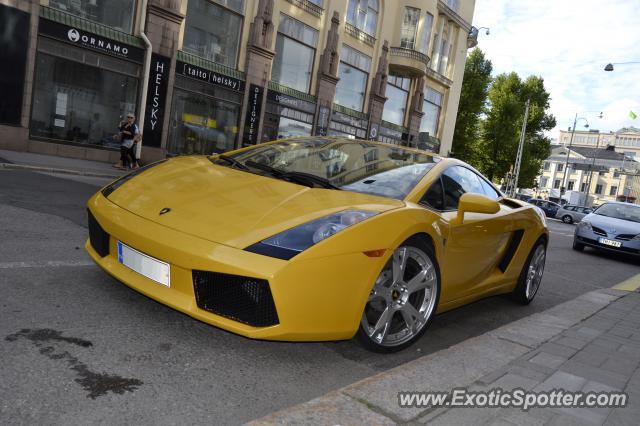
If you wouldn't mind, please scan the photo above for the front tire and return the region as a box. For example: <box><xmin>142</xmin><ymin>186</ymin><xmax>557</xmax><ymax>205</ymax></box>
<box><xmin>572</xmin><ymin>239</ymin><xmax>585</xmax><ymax>251</ymax></box>
<box><xmin>355</xmin><ymin>236</ymin><xmax>440</xmax><ymax>353</ymax></box>
<box><xmin>562</xmin><ymin>215</ymin><xmax>573</xmax><ymax>224</ymax></box>
<box><xmin>512</xmin><ymin>238</ymin><xmax>546</xmax><ymax>305</ymax></box>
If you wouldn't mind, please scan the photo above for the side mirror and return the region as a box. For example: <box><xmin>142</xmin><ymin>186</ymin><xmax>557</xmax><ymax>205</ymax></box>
<box><xmin>454</xmin><ymin>193</ymin><xmax>501</xmax><ymax>224</ymax></box>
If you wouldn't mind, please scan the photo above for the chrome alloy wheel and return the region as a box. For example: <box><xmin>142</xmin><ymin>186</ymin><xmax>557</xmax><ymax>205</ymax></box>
<box><xmin>525</xmin><ymin>244</ymin><xmax>546</xmax><ymax>300</ymax></box>
<box><xmin>361</xmin><ymin>246</ymin><xmax>438</xmax><ymax>347</ymax></box>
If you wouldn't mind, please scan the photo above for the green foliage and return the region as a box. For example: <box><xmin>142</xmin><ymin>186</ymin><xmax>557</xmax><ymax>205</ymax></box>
<box><xmin>451</xmin><ymin>49</ymin><xmax>492</xmax><ymax>163</ymax></box>
<box><xmin>452</xmin><ymin>50</ymin><xmax>556</xmax><ymax>188</ymax></box>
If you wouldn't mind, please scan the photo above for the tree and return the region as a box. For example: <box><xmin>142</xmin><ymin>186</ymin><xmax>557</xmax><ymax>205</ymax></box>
<box><xmin>479</xmin><ymin>73</ymin><xmax>556</xmax><ymax>187</ymax></box>
<box><xmin>451</xmin><ymin>48</ymin><xmax>493</xmax><ymax>164</ymax></box>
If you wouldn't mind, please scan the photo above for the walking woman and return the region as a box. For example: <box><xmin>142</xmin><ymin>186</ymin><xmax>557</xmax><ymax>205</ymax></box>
<box><xmin>114</xmin><ymin>113</ymin><xmax>139</xmax><ymax>169</ymax></box>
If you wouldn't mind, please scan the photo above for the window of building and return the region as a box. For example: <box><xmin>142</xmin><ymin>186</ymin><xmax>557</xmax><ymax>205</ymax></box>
<box><xmin>540</xmin><ymin>176</ymin><xmax>548</xmax><ymax>187</ymax></box>
<box><xmin>182</xmin><ymin>0</ymin><xmax>244</xmax><ymax>69</ymax></box>
<box><xmin>272</xmin><ymin>14</ymin><xmax>318</xmax><ymax>93</ymax></box>
<box><xmin>543</xmin><ymin>161</ymin><xmax>550</xmax><ymax>171</ymax></box>
<box><xmin>419</xmin><ymin>13</ymin><xmax>434</xmax><ymax>54</ymax></box>
<box><xmin>49</xmin><ymin>0</ymin><xmax>135</xmax><ymax>33</ymax></box>
<box><xmin>595</xmin><ymin>184</ymin><xmax>603</xmax><ymax>194</ymax></box>
<box><xmin>614</xmin><ymin>171</ymin><xmax>620</xmax><ymax>178</ymax></box>
<box><xmin>581</xmin><ymin>182</ymin><xmax>588</xmax><ymax>192</ymax></box>
<box><xmin>557</xmin><ymin>163</ymin><xmax>564</xmax><ymax>172</ymax></box>
<box><xmin>382</xmin><ymin>74</ymin><xmax>411</xmax><ymax>126</ymax></box>
<box><xmin>335</xmin><ymin>45</ymin><xmax>371</xmax><ymax>112</ymax></box>
<box><xmin>610</xmin><ymin>186</ymin><xmax>618</xmax><ymax>196</ymax></box>
<box><xmin>400</xmin><ymin>7</ymin><xmax>420</xmax><ymax>50</ymax></box>
<box><xmin>30</xmin><ymin>52</ymin><xmax>138</xmax><ymax>148</ymax></box>
<box><xmin>346</xmin><ymin>0</ymin><xmax>379</xmax><ymax>36</ymax></box>
<box><xmin>420</xmin><ymin>87</ymin><xmax>444</xmax><ymax>137</ymax></box>
<box><xmin>567</xmin><ymin>180</ymin><xmax>575</xmax><ymax>190</ymax></box>
<box><xmin>444</xmin><ymin>0</ymin><xmax>459</xmax><ymax>11</ymax></box>
<box><xmin>553</xmin><ymin>179</ymin><xmax>561</xmax><ymax>189</ymax></box>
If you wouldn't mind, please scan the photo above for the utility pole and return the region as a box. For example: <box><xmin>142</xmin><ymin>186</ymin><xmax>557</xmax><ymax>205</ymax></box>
<box><xmin>509</xmin><ymin>99</ymin><xmax>530</xmax><ymax>197</ymax></box>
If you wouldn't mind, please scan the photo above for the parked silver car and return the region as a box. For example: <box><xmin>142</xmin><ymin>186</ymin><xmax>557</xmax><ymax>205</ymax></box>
<box><xmin>555</xmin><ymin>204</ymin><xmax>593</xmax><ymax>224</ymax></box>
<box><xmin>573</xmin><ymin>202</ymin><xmax>640</xmax><ymax>258</ymax></box>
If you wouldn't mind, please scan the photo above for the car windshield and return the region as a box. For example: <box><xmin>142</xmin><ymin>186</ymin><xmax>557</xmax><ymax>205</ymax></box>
<box><xmin>212</xmin><ymin>137</ymin><xmax>438</xmax><ymax>200</ymax></box>
<box><xmin>594</xmin><ymin>203</ymin><xmax>640</xmax><ymax>223</ymax></box>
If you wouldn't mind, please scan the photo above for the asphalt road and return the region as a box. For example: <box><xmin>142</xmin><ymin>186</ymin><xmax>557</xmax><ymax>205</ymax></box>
<box><xmin>1</xmin><ymin>169</ymin><xmax>638</xmax><ymax>424</ymax></box>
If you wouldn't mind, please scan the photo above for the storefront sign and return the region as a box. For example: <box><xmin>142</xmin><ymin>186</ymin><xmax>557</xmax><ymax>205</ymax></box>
<box><xmin>176</xmin><ymin>61</ymin><xmax>244</xmax><ymax>92</ymax></box>
<box><xmin>243</xmin><ymin>84</ymin><xmax>264</xmax><ymax>146</ymax></box>
<box><xmin>143</xmin><ymin>53</ymin><xmax>171</xmax><ymax>147</ymax></box>
<box><xmin>316</xmin><ymin>106</ymin><xmax>330</xmax><ymax>136</ymax></box>
<box><xmin>331</xmin><ymin>111</ymin><xmax>368</xmax><ymax>131</ymax></box>
<box><xmin>266</xmin><ymin>91</ymin><xmax>316</xmax><ymax>114</ymax></box>
<box><xmin>39</xmin><ymin>19</ymin><xmax>144</xmax><ymax>63</ymax></box>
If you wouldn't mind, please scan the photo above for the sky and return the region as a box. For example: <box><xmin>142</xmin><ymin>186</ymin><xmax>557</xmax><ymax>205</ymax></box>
<box><xmin>472</xmin><ymin>0</ymin><xmax>640</xmax><ymax>140</ymax></box>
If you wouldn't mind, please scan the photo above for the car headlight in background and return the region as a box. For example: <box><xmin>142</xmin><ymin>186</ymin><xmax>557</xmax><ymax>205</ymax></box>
<box><xmin>577</xmin><ymin>221</ymin><xmax>592</xmax><ymax>231</ymax></box>
<box><xmin>245</xmin><ymin>210</ymin><xmax>378</xmax><ymax>260</ymax></box>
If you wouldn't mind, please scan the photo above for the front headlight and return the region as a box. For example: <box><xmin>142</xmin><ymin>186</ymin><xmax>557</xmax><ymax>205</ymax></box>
<box><xmin>245</xmin><ymin>210</ymin><xmax>378</xmax><ymax>260</ymax></box>
<box><xmin>577</xmin><ymin>221</ymin><xmax>592</xmax><ymax>230</ymax></box>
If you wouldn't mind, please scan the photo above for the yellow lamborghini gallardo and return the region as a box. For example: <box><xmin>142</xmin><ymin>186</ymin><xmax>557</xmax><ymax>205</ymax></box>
<box><xmin>86</xmin><ymin>137</ymin><xmax>548</xmax><ymax>352</ymax></box>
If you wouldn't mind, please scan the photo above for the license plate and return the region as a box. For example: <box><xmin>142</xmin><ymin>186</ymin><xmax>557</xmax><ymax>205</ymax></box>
<box><xmin>117</xmin><ymin>241</ymin><xmax>170</xmax><ymax>286</ymax></box>
<box><xmin>598</xmin><ymin>238</ymin><xmax>622</xmax><ymax>248</ymax></box>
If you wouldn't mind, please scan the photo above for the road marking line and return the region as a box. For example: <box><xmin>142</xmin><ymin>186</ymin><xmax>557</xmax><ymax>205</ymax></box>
<box><xmin>0</xmin><ymin>260</ymin><xmax>95</xmax><ymax>269</ymax></box>
<box><xmin>612</xmin><ymin>273</ymin><xmax>640</xmax><ymax>292</ymax></box>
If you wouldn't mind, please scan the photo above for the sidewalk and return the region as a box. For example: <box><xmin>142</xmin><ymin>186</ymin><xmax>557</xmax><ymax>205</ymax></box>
<box><xmin>0</xmin><ymin>149</ymin><xmax>126</xmax><ymax>179</ymax></box>
<box><xmin>251</xmin><ymin>284</ymin><xmax>640</xmax><ymax>425</ymax></box>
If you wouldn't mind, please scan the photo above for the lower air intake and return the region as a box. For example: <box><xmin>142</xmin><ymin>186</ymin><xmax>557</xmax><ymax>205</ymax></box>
<box><xmin>193</xmin><ymin>271</ymin><xmax>279</xmax><ymax>327</ymax></box>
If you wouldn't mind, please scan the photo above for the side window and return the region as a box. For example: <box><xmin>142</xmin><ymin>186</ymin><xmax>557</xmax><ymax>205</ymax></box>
<box><xmin>441</xmin><ymin>166</ymin><xmax>484</xmax><ymax>210</ymax></box>
<box><xmin>477</xmin><ymin>175</ymin><xmax>501</xmax><ymax>199</ymax></box>
<box><xmin>420</xmin><ymin>177</ymin><xmax>444</xmax><ymax>210</ymax></box>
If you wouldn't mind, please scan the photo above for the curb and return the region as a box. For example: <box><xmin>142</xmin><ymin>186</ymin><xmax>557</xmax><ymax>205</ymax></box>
<box><xmin>248</xmin><ymin>288</ymin><xmax>631</xmax><ymax>425</ymax></box>
<box><xmin>0</xmin><ymin>162</ymin><xmax>122</xmax><ymax>179</ymax></box>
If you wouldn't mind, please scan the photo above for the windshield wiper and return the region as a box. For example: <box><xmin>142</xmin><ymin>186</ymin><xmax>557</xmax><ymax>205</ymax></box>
<box><xmin>245</xmin><ymin>160</ymin><xmax>340</xmax><ymax>190</ymax></box>
<box><xmin>211</xmin><ymin>155</ymin><xmax>250</xmax><ymax>171</ymax></box>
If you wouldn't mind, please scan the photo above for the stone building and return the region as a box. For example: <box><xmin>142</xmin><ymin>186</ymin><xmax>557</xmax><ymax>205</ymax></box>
<box><xmin>0</xmin><ymin>0</ymin><xmax>476</xmax><ymax>163</ymax></box>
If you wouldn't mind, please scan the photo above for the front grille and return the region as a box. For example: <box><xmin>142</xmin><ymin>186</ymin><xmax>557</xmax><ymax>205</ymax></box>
<box><xmin>592</xmin><ymin>226</ymin><xmax>607</xmax><ymax>237</ymax></box>
<box><xmin>616</xmin><ymin>234</ymin><xmax>636</xmax><ymax>241</ymax></box>
<box><xmin>87</xmin><ymin>209</ymin><xmax>110</xmax><ymax>257</ymax></box>
<box><xmin>193</xmin><ymin>271</ymin><xmax>279</xmax><ymax>327</ymax></box>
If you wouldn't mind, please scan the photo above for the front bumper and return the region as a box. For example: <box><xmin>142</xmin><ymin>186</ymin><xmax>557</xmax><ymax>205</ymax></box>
<box><xmin>86</xmin><ymin>193</ymin><xmax>386</xmax><ymax>341</ymax></box>
<box><xmin>574</xmin><ymin>225</ymin><xmax>640</xmax><ymax>256</ymax></box>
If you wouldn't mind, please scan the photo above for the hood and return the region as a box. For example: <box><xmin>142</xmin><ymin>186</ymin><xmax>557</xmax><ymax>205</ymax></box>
<box><xmin>585</xmin><ymin>213</ymin><xmax>640</xmax><ymax>236</ymax></box>
<box><xmin>107</xmin><ymin>156</ymin><xmax>404</xmax><ymax>248</ymax></box>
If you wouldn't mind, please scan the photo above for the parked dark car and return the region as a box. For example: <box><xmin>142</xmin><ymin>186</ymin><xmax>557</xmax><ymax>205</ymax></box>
<box><xmin>528</xmin><ymin>199</ymin><xmax>562</xmax><ymax>217</ymax></box>
<box><xmin>574</xmin><ymin>202</ymin><xmax>640</xmax><ymax>258</ymax></box>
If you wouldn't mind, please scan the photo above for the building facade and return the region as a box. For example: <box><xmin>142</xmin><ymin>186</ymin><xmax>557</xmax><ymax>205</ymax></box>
<box><xmin>558</xmin><ymin>127</ymin><xmax>640</xmax><ymax>161</ymax></box>
<box><xmin>0</xmin><ymin>0</ymin><xmax>476</xmax><ymax>164</ymax></box>
<box><xmin>537</xmin><ymin>145</ymin><xmax>640</xmax><ymax>206</ymax></box>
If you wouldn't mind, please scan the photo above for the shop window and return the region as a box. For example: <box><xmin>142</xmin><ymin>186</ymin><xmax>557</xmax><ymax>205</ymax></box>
<box><xmin>346</xmin><ymin>0</ymin><xmax>378</xmax><ymax>36</ymax></box>
<box><xmin>183</xmin><ymin>0</ymin><xmax>243</xmax><ymax>68</ymax></box>
<box><xmin>420</xmin><ymin>87</ymin><xmax>443</xmax><ymax>138</ymax></box>
<box><xmin>335</xmin><ymin>45</ymin><xmax>371</xmax><ymax>112</ymax></box>
<box><xmin>272</xmin><ymin>14</ymin><xmax>318</xmax><ymax>93</ymax></box>
<box><xmin>30</xmin><ymin>53</ymin><xmax>138</xmax><ymax>147</ymax></box>
<box><xmin>49</xmin><ymin>0</ymin><xmax>135</xmax><ymax>33</ymax></box>
<box><xmin>167</xmin><ymin>86</ymin><xmax>241</xmax><ymax>155</ymax></box>
<box><xmin>382</xmin><ymin>74</ymin><xmax>410</xmax><ymax>126</ymax></box>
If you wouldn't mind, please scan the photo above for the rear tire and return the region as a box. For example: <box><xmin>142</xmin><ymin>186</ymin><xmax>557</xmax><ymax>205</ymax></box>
<box><xmin>562</xmin><ymin>215</ymin><xmax>573</xmax><ymax>224</ymax></box>
<box><xmin>512</xmin><ymin>238</ymin><xmax>546</xmax><ymax>305</ymax></box>
<box><xmin>355</xmin><ymin>236</ymin><xmax>440</xmax><ymax>353</ymax></box>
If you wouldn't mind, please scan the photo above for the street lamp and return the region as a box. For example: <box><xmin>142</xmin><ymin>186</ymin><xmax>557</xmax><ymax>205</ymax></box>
<box><xmin>604</xmin><ymin>61</ymin><xmax>640</xmax><ymax>71</ymax></box>
<box><xmin>560</xmin><ymin>113</ymin><xmax>602</xmax><ymax>198</ymax></box>
<box><xmin>467</xmin><ymin>26</ymin><xmax>490</xmax><ymax>48</ymax></box>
